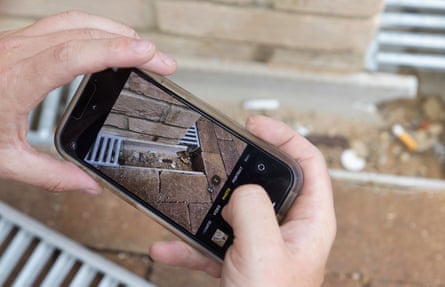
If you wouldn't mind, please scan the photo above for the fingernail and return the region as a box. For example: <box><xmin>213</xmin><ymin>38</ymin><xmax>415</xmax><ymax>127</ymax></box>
<box><xmin>131</xmin><ymin>39</ymin><xmax>154</xmax><ymax>55</ymax></box>
<box><xmin>158</xmin><ymin>51</ymin><xmax>176</xmax><ymax>67</ymax></box>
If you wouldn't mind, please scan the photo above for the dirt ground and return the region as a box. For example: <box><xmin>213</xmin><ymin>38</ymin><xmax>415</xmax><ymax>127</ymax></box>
<box><xmin>123</xmin><ymin>149</ymin><xmax>195</xmax><ymax>171</ymax></box>
<box><xmin>217</xmin><ymin>95</ymin><xmax>445</xmax><ymax>180</ymax></box>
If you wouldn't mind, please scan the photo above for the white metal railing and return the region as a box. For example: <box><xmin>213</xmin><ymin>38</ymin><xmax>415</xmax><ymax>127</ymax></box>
<box><xmin>0</xmin><ymin>201</ymin><xmax>156</xmax><ymax>287</ymax></box>
<box><xmin>385</xmin><ymin>0</ymin><xmax>445</xmax><ymax>10</ymax></box>
<box><xmin>370</xmin><ymin>0</ymin><xmax>445</xmax><ymax>71</ymax></box>
<box><xmin>27</xmin><ymin>76</ymin><xmax>82</xmax><ymax>146</ymax></box>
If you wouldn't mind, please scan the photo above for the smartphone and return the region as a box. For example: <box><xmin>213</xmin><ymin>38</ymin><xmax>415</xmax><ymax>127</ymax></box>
<box><xmin>55</xmin><ymin>68</ymin><xmax>303</xmax><ymax>261</ymax></box>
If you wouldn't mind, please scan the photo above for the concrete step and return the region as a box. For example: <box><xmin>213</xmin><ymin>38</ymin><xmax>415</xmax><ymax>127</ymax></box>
<box><xmin>169</xmin><ymin>57</ymin><xmax>418</xmax><ymax>124</ymax></box>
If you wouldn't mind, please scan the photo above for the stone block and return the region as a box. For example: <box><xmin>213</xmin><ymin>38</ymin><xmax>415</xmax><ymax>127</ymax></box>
<box><xmin>201</xmin><ymin>152</ymin><xmax>228</xmax><ymax>201</ymax></box>
<box><xmin>129</xmin><ymin>118</ymin><xmax>188</xmax><ymax>140</ymax></box>
<box><xmin>149</xmin><ymin>262</ymin><xmax>220</xmax><ymax>287</ymax></box>
<box><xmin>159</xmin><ymin>171</ymin><xmax>211</xmax><ymax>202</ymax></box>
<box><xmin>56</xmin><ymin>188</ymin><xmax>171</xmax><ymax>253</ymax></box>
<box><xmin>113</xmin><ymin>90</ymin><xmax>169</xmax><ymax>122</ymax></box>
<box><xmin>164</xmin><ymin>105</ymin><xmax>201</xmax><ymax>129</ymax></box>
<box><xmin>196</xmin><ymin>117</ymin><xmax>219</xmax><ymax>153</ymax></box>
<box><xmin>0</xmin><ymin>179</ymin><xmax>62</xmax><ymax>229</ymax></box>
<box><xmin>125</xmin><ymin>73</ymin><xmax>186</xmax><ymax>106</ymax></box>
<box><xmin>234</xmin><ymin>134</ymin><xmax>248</xmax><ymax>155</ymax></box>
<box><xmin>322</xmin><ymin>274</ymin><xmax>363</xmax><ymax>287</ymax></box>
<box><xmin>270</xmin><ymin>48</ymin><xmax>366</xmax><ymax>73</ymax></box>
<box><xmin>189</xmin><ymin>202</ymin><xmax>213</xmax><ymax>234</ymax></box>
<box><xmin>99</xmin><ymin>251</ymin><xmax>152</xmax><ymax>280</ymax></box>
<box><xmin>156</xmin><ymin>0</ymin><xmax>378</xmax><ymax>52</ymax></box>
<box><xmin>217</xmin><ymin>139</ymin><xmax>242</xmax><ymax>175</ymax></box>
<box><xmin>141</xmin><ymin>32</ymin><xmax>260</xmax><ymax>63</ymax></box>
<box><xmin>212</xmin><ymin>0</ymin><xmax>253</xmax><ymax>5</ymax></box>
<box><xmin>0</xmin><ymin>0</ymin><xmax>155</xmax><ymax>29</ymax></box>
<box><xmin>370</xmin><ymin>281</ymin><xmax>420</xmax><ymax>287</ymax></box>
<box><xmin>99</xmin><ymin>167</ymin><xmax>160</xmax><ymax>203</ymax></box>
<box><xmin>214</xmin><ymin>125</ymin><xmax>233</xmax><ymax>141</ymax></box>
<box><xmin>329</xmin><ymin>181</ymin><xmax>445</xmax><ymax>285</ymax></box>
<box><xmin>102</xmin><ymin>126</ymin><xmax>156</xmax><ymax>143</ymax></box>
<box><xmin>104</xmin><ymin>113</ymin><xmax>128</xmax><ymax>129</ymax></box>
<box><xmin>273</xmin><ymin>0</ymin><xmax>384</xmax><ymax>17</ymax></box>
<box><xmin>151</xmin><ymin>202</ymin><xmax>191</xmax><ymax>231</ymax></box>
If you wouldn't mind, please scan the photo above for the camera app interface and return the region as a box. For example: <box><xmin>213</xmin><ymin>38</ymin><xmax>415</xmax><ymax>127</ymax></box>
<box><xmin>84</xmin><ymin>71</ymin><xmax>292</xmax><ymax>255</ymax></box>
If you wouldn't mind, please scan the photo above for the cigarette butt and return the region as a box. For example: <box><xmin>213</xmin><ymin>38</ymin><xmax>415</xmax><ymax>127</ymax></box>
<box><xmin>392</xmin><ymin>124</ymin><xmax>417</xmax><ymax>152</ymax></box>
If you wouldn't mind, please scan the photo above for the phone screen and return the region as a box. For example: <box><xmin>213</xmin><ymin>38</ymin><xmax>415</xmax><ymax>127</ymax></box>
<box><xmin>64</xmin><ymin>69</ymin><xmax>296</xmax><ymax>258</ymax></box>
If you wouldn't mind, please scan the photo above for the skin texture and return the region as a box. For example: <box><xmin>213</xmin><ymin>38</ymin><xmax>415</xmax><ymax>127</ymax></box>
<box><xmin>0</xmin><ymin>11</ymin><xmax>176</xmax><ymax>194</ymax></box>
<box><xmin>0</xmin><ymin>12</ymin><xmax>336</xmax><ymax>287</ymax></box>
<box><xmin>150</xmin><ymin>115</ymin><xmax>336</xmax><ymax>287</ymax></box>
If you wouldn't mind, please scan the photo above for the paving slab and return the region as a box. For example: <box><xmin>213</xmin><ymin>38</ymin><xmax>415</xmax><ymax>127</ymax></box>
<box><xmin>322</xmin><ymin>273</ymin><xmax>364</xmax><ymax>287</ymax></box>
<box><xmin>98</xmin><ymin>250</ymin><xmax>153</xmax><ymax>280</ymax></box>
<box><xmin>55</xmin><ymin>188</ymin><xmax>172</xmax><ymax>254</ymax></box>
<box><xmin>329</xmin><ymin>180</ymin><xmax>445</xmax><ymax>286</ymax></box>
<box><xmin>0</xmin><ymin>179</ymin><xmax>62</xmax><ymax>229</ymax></box>
<box><xmin>2</xmin><ymin>174</ymin><xmax>445</xmax><ymax>286</ymax></box>
<box><xmin>149</xmin><ymin>262</ymin><xmax>220</xmax><ymax>287</ymax></box>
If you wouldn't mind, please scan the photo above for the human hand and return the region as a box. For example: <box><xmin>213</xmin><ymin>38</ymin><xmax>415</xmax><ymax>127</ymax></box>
<box><xmin>0</xmin><ymin>11</ymin><xmax>176</xmax><ymax>194</ymax></box>
<box><xmin>150</xmin><ymin>115</ymin><xmax>336</xmax><ymax>287</ymax></box>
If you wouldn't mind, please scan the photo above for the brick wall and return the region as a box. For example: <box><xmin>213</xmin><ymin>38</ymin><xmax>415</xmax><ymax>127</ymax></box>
<box><xmin>0</xmin><ymin>0</ymin><xmax>384</xmax><ymax>72</ymax></box>
<box><xmin>103</xmin><ymin>73</ymin><xmax>201</xmax><ymax>144</ymax></box>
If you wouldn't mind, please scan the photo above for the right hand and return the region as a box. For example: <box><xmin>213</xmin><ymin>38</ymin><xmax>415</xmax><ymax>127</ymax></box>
<box><xmin>150</xmin><ymin>115</ymin><xmax>336</xmax><ymax>287</ymax></box>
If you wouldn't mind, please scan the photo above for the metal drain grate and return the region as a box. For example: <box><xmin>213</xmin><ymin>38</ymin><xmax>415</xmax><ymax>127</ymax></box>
<box><xmin>0</xmin><ymin>201</ymin><xmax>156</xmax><ymax>287</ymax></box>
<box><xmin>370</xmin><ymin>0</ymin><xmax>445</xmax><ymax>71</ymax></box>
<box><xmin>85</xmin><ymin>134</ymin><xmax>123</xmax><ymax>167</ymax></box>
<box><xmin>178</xmin><ymin>124</ymin><xmax>200</xmax><ymax>150</ymax></box>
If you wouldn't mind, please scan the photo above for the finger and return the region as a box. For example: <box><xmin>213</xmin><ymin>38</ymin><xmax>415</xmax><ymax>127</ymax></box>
<box><xmin>6</xmin><ymin>37</ymin><xmax>176</xmax><ymax>112</ymax></box>
<box><xmin>245</xmin><ymin>115</ymin><xmax>334</xmax><ymax>219</ymax></box>
<box><xmin>0</xmin><ymin>146</ymin><xmax>101</xmax><ymax>194</ymax></box>
<box><xmin>222</xmin><ymin>185</ymin><xmax>284</xmax><ymax>254</ymax></box>
<box><xmin>149</xmin><ymin>240</ymin><xmax>222</xmax><ymax>277</ymax></box>
<box><xmin>19</xmin><ymin>11</ymin><xmax>139</xmax><ymax>39</ymax></box>
<box><xmin>141</xmin><ymin>50</ymin><xmax>177</xmax><ymax>75</ymax></box>
<box><xmin>246</xmin><ymin>115</ymin><xmax>321</xmax><ymax>163</ymax></box>
<box><xmin>1</xmin><ymin>29</ymin><xmax>135</xmax><ymax>69</ymax></box>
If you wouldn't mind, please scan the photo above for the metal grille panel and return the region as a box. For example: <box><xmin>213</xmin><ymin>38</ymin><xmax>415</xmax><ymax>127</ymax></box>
<box><xmin>371</xmin><ymin>0</ymin><xmax>445</xmax><ymax>71</ymax></box>
<box><xmin>178</xmin><ymin>124</ymin><xmax>201</xmax><ymax>150</ymax></box>
<box><xmin>85</xmin><ymin>134</ymin><xmax>123</xmax><ymax>167</ymax></box>
<box><xmin>0</xmin><ymin>201</ymin><xmax>156</xmax><ymax>287</ymax></box>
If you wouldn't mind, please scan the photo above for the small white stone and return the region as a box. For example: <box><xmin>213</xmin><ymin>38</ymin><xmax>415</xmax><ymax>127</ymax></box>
<box><xmin>341</xmin><ymin>149</ymin><xmax>366</xmax><ymax>172</ymax></box>
<box><xmin>242</xmin><ymin>99</ymin><xmax>280</xmax><ymax>110</ymax></box>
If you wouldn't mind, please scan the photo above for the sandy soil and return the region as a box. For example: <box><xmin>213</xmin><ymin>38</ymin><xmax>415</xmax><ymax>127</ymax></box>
<box><xmin>214</xmin><ymin>96</ymin><xmax>445</xmax><ymax>179</ymax></box>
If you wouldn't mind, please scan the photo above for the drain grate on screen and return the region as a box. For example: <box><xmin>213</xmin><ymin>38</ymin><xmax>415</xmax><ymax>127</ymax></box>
<box><xmin>85</xmin><ymin>134</ymin><xmax>123</xmax><ymax>167</ymax></box>
<box><xmin>178</xmin><ymin>124</ymin><xmax>200</xmax><ymax>151</ymax></box>
<box><xmin>0</xmin><ymin>201</ymin><xmax>156</xmax><ymax>287</ymax></box>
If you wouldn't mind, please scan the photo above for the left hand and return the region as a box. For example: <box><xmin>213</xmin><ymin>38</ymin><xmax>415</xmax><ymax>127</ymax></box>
<box><xmin>0</xmin><ymin>11</ymin><xmax>177</xmax><ymax>194</ymax></box>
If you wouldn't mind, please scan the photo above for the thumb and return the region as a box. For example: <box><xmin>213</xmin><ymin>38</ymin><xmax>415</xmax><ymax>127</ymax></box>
<box><xmin>222</xmin><ymin>185</ymin><xmax>283</xmax><ymax>252</ymax></box>
<box><xmin>4</xmin><ymin>147</ymin><xmax>101</xmax><ymax>194</ymax></box>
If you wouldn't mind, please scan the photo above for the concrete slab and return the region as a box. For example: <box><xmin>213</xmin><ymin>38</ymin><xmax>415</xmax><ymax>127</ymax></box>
<box><xmin>55</xmin><ymin>188</ymin><xmax>171</xmax><ymax>254</ymax></box>
<box><xmin>329</xmin><ymin>180</ymin><xmax>445</xmax><ymax>286</ymax></box>
<box><xmin>2</xmin><ymin>166</ymin><xmax>445</xmax><ymax>286</ymax></box>
<box><xmin>169</xmin><ymin>57</ymin><xmax>418</xmax><ymax>124</ymax></box>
